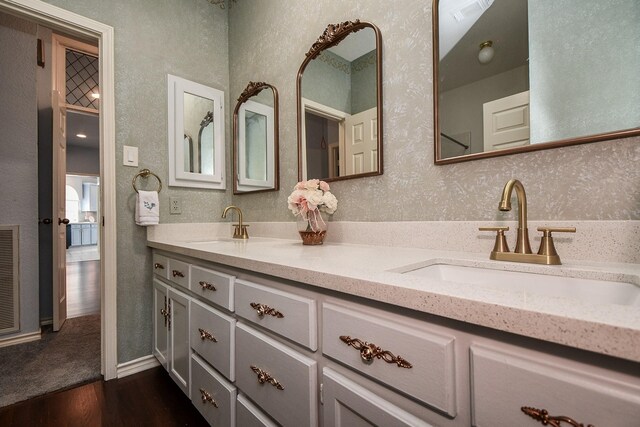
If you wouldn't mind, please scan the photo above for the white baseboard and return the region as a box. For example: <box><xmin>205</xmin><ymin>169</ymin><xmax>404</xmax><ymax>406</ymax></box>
<box><xmin>0</xmin><ymin>330</ymin><xmax>42</xmax><ymax>348</ymax></box>
<box><xmin>116</xmin><ymin>354</ymin><xmax>160</xmax><ymax>378</ymax></box>
<box><xmin>40</xmin><ymin>317</ymin><xmax>53</xmax><ymax>326</ymax></box>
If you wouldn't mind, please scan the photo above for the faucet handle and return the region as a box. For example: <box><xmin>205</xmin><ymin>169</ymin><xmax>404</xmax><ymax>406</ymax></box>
<box><xmin>233</xmin><ymin>224</ymin><xmax>249</xmax><ymax>239</ymax></box>
<box><xmin>479</xmin><ymin>226</ymin><xmax>510</xmax><ymax>253</ymax></box>
<box><xmin>536</xmin><ymin>227</ymin><xmax>576</xmax><ymax>261</ymax></box>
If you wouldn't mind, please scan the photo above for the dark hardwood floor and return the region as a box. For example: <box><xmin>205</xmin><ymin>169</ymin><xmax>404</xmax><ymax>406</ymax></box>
<box><xmin>67</xmin><ymin>260</ymin><xmax>100</xmax><ymax>318</ymax></box>
<box><xmin>0</xmin><ymin>367</ymin><xmax>209</xmax><ymax>426</ymax></box>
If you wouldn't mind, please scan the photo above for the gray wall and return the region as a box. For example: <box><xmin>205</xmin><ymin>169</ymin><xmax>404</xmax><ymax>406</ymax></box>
<box><xmin>350</xmin><ymin>50</ymin><xmax>377</xmax><ymax>114</ymax></box>
<box><xmin>0</xmin><ymin>12</ymin><xmax>40</xmax><ymax>338</ymax></box>
<box><xmin>302</xmin><ymin>50</ymin><xmax>352</xmax><ymax>113</ymax></box>
<box><xmin>529</xmin><ymin>0</ymin><xmax>640</xmax><ymax>143</ymax></box>
<box><xmin>43</xmin><ymin>0</ymin><xmax>231</xmax><ymax>363</ymax></box>
<box><xmin>67</xmin><ymin>146</ymin><xmax>100</xmax><ymax>175</ymax></box>
<box><xmin>440</xmin><ymin>65</ymin><xmax>529</xmax><ymax>156</ymax></box>
<box><xmin>229</xmin><ymin>0</ymin><xmax>639</xmax><ymax>222</ymax></box>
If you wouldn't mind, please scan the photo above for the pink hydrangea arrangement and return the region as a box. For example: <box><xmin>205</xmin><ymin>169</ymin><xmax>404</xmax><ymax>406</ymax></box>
<box><xmin>287</xmin><ymin>179</ymin><xmax>338</xmax><ymax>232</ymax></box>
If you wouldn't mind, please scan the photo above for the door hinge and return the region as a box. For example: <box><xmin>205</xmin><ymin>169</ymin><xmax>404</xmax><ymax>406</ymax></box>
<box><xmin>37</xmin><ymin>38</ymin><xmax>45</xmax><ymax>67</ymax></box>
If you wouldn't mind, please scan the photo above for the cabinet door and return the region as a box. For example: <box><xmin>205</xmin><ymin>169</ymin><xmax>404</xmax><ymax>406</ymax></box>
<box><xmin>323</xmin><ymin>368</ymin><xmax>433</xmax><ymax>427</ymax></box>
<box><xmin>70</xmin><ymin>225</ymin><xmax>82</xmax><ymax>246</ymax></box>
<box><xmin>90</xmin><ymin>224</ymin><xmax>98</xmax><ymax>245</ymax></box>
<box><xmin>168</xmin><ymin>287</ymin><xmax>190</xmax><ymax>396</ymax></box>
<box><xmin>81</xmin><ymin>224</ymin><xmax>91</xmax><ymax>245</ymax></box>
<box><xmin>153</xmin><ymin>279</ymin><xmax>169</xmax><ymax>369</ymax></box>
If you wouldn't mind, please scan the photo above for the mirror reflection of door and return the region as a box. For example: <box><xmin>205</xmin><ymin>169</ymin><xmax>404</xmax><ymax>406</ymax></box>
<box><xmin>305</xmin><ymin>111</ymin><xmax>339</xmax><ymax>180</ymax></box>
<box><xmin>182</xmin><ymin>92</ymin><xmax>214</xmax><ymax>175</ymax></box>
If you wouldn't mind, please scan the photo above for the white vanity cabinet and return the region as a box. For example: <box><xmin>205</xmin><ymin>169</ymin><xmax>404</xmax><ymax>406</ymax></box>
<box><xmin>235</xmin><ymin>322</ymin><xmax>318</xmax><ymax>427</ymax></box>
<box><xmin>191</xmin><ymin>353</ymin><xmax>237</xmax><ymax>427</ymax></box>
<box><xmin>152</xmin><ymin>275</ymin><xmax>191</xmax><ymax>396</ymax></box>
<box><xmin>150</xmin><ymin>249</ymin><xmax>640</xmax><ymax>427</ymax></box>
<box><xmin>470</xmin><ymin>344</ymin><xmax>640</xmax><ymax>427</ymax></box>
<box><xmin>167</xmin><ymin>286</ymin><xmax>190</xmax><ymax>396</ymax></box>
<box><xmin>322</xmin><ymin>368</ymin><xmax>433</xmax><ymax>427</ymax></box>
<box><xmin>323</xmin><ymin>302</ymin><xmax>457</xmax><ymax>416</ymax></box>
<box><xmin>152</xmin><ymin>279</ymin><xmax>169</xmax><ymax>369</ymax></box>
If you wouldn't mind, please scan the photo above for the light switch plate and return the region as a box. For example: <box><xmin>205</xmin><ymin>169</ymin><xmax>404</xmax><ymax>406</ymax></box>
<box><xmin>123</xmin><ymin>146</ymin><xmax>138</xmax><ymax>167</ymax></box>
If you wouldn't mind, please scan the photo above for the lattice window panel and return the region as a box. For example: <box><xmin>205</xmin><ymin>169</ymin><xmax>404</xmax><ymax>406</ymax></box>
<box><xmin>66</xmin><ymin>49</ymin><xmax>99</xmax><ymax>110</ymax></box>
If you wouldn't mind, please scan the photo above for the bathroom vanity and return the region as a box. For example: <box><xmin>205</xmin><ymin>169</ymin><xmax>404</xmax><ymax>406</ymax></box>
<box><xmin>148</xmin><ymin>227</ymin><xmax>640</xmax><ymax>427</ymax></box>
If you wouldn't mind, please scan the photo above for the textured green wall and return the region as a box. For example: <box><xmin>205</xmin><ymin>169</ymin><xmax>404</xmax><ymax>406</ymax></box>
<box><xmin>228</xmin><ymin>0</ymin><xmax>639</xmax><ymax>223</ymax></box>
<box><xmin>44</xmin><ymin>0</ymin><xmax>231</xmax><ymax>363</ymax></box>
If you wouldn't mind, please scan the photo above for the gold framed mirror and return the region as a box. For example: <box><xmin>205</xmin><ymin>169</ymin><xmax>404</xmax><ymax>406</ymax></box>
<box><xmin>297</xmin><ymin>20</ymin><xmax>383</xmax><ymax>182</ymax></box>
<box><xmin>433</xmin><ymin>0</ymin><xmax>640</xmax><ymax>165</ymax></box>
<box><xmin>232</xmin><ymin>81</ymin><xmax>279</xmax><ymax>194</ymax></box>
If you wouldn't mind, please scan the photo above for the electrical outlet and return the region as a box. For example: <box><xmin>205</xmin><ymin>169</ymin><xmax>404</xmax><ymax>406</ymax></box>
<box><xmin>169</xmin><ymin>197</ymin><xmax>181</xmax><ymax>214</ymax></box>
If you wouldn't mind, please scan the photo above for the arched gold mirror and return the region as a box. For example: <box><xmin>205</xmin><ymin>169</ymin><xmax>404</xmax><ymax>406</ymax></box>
<box><xmin>297</xmin><ymin>20</ymin><xmax>383</xmax><ymax>182</ymax></box>
<box><xmin>233</xmin><ymin>81</ymin><xmax>279</xmax><ymax>194</ymax></box>
<box><xmin>433</xmin><ymin>0</ymin><xmax>640</xmax><ymax>164</ymax></box>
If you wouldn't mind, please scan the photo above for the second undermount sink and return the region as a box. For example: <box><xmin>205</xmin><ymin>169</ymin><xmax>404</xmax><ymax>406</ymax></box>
<box><xmin>400</xmin><ymin>263</ymin><xmax>640</xmax><ymax>307</ymax></box>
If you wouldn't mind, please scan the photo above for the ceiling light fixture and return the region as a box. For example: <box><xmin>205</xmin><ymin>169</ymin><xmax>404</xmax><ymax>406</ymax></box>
<box><xmin>76</xmin><ymin>134</ymin><xmax>87</xmax><ymax>139</ymax></box>
<box><xmin>478</xmin><ymin>40</ymin><xmax>494</xmax><ymax>64</ymax></box>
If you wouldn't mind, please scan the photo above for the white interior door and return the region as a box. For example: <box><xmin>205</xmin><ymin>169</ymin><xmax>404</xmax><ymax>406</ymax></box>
<box><xmin>52</xmin><ymin>89</ymin><xmax>68</xmax><ymax>331</ymax></box>
<box><xmin>344</xmin><ymin>107</ymin><xmax>377</xmax><ymax>175</ymax></box>
<box><xmin>483</xmin><ymin>90</ymin><xmax>530</xmax><ymax>152</ymax></box>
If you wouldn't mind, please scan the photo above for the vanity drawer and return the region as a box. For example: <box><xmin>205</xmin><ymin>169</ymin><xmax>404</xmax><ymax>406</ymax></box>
<box><xmin>470</xmin><ymin>345</ymin><xmax>640</xmax><ymax>427</ymax></box>
<box><xmin>190</xmin><ymin>299</ymin><xmax>235</xmax><ymax>381</ymax></box>
<box><xmin>235</xmin><ymin>322</ymin><xmax>318</xmax><ymax>427</ymax></box>
<box><xmin>323</xmin><ymin>368</ymin><xmax>432</xmax><ymax>427</ymax></box>
<box><xmin>190</xmin><ymin>265</ymin><xmax>235</xmax><ymax>311</ymax></box>
<box><xmin>167</xmin><ymin>258</ymin><xmax>189</xmax><ymax>288</ymax></box>
<box><xmin>237</xmin><ymin>393</ymin><xmax>278</xmax><ymax>427</ymax></box>
<box><xmin>190</xmin><ymin>353</ymin><xmax>236</xmax><ymax>427</ymax></box>
<box><xmin>152</xmin><ymin>253</ymin><xmax>168</xmax><ymax>279</ymax></box>
<box><xmin>322</xmin><ymin>302</ymin><xmax>457</xmax><ymax>416</ymax></box>
<box><xmin>235</xmin><ymin>279</ymin><xmax>317</xmax><ymax>350</ymax></box>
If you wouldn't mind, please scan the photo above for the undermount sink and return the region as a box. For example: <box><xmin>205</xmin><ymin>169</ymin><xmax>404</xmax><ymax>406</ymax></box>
<box><xmin>401</xmin><ymin>263</ymin><xmax>640</xmax><ymax>307</ymax></box>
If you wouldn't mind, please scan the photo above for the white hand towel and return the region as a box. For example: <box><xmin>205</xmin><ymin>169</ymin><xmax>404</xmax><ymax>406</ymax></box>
<box><xmin>135</xmin><ymin>190</ymin><xmax>159</xmax><ymax>226</ymax></box>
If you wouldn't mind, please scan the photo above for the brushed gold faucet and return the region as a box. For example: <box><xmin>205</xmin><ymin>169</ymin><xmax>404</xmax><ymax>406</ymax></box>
<box><xmin>222</xmin><ymin>205</ymin><xmax>249</xmax><ymax>239</ymax></box>
<box><xmin>499</xmin><ymin>179</ymin><xmax>532</xmax><ymax>254</ymax></box>
<box><xmin>480</xmin><ymin>179</ymin><xmax>575</xmax><ymax>265</ymax></box>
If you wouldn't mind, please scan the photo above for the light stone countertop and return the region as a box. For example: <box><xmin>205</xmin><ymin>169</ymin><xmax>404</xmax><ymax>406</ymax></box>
<box><xmin>147</xmin><ymin>233</ymin><xmax>640</xmax><ymax>363</ymax></box>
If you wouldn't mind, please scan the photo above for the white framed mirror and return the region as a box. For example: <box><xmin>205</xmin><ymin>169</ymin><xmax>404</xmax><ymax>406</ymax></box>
<box><xmin>168</xmin><ymin>74</ymin><xmax>225</xmax><ymax>189</ymax></box>
<box><xmin>233</xmin><ymin>81</ymin><xmax>279</xmax><ymax>194</ymax></box>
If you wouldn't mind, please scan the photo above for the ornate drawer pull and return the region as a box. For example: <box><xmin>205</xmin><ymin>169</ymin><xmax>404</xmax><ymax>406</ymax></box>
<box><xmin>172</xmin><ymin>270</ymin><xmax>184</xmax><ymax>278</ymax></box>
<box><xmin>198</xmin><ymin>328</ymin><xmax>217</xmax><ymax>342</ymax></box>
<box><xmin>154</xmin><ymin>262</ymin><xmax>165</xmax><ymax>270</ymax></box>
<box><xmin>199</xmin><ymin>280</ymin><xmax>217</xmax><ymax>291</ymax></box>
<box><xmin>339</xmin><ymin>335</ymin><xmax>413</xmax><ymax>369</ymax></box>
<box><xmin>521</xmin><ymin>407</ymin><xmax>594</xmax><ymax>427</ymax></box>
<box><xmin>250</xmin><ymin>302</ymin><xmax>284</xmax><ymax>318</ymax></box>
<box><xmin>250</xmin><ymin>365</ymin><xmax>285</xmax><ymax>390</ymax></box>
<box><xmin>199</xmin><ymin>388</ymin><xmax>218</xmax><ymax>408</ymax></box>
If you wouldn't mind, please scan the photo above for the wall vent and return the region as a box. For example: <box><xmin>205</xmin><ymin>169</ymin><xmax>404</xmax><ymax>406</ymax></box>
<box><xmin>0</xmin><ymin>226</ymin><xmax>19</xmax><ymax>334</ymax></box>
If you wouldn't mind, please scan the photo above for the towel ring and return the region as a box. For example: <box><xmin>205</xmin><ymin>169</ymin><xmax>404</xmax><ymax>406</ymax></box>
<box><xmin>132</xmin><ymin>169</ymin><xmax>162</xmax><ymax>193</ymax></box>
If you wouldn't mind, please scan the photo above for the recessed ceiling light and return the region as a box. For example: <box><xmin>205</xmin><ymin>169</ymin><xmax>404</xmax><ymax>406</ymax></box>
<box><xmin>76</xmin><ymin>133</ymin><xmax>87</xmax><ymax>138</ymax></box>
<box><xmin>91</xmin><ymin>93</ymin><xmax>100</xmax><ymax>99</ymax></box>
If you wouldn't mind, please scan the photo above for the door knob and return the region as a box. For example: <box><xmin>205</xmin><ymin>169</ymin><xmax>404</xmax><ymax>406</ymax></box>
<box><xmin>40</xmin><ymin>218</ymin><xmax>52</xmax><ymax>225</ymax></box>
<box><xmin>58</xmin><ymin>218</ymin><xmax>70</xmax><ymax>225</ymax></box>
